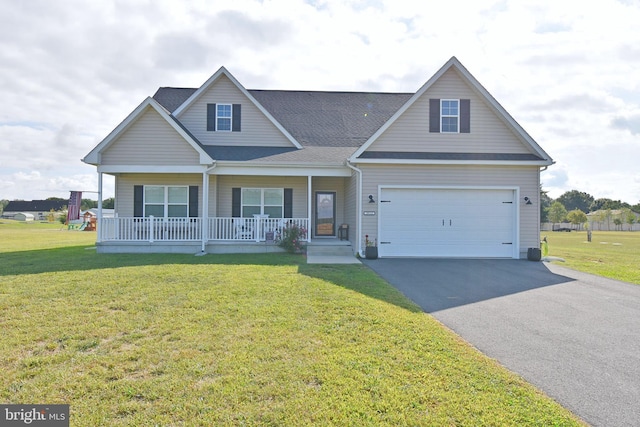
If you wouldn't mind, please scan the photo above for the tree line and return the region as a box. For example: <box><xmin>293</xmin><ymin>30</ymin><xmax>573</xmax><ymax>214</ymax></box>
<box><xmin>0</xmin><ymin>197</ymin><xmax>115</xmax><ymax>215</ymax></box>
<box><xmin>541</xmin><ymin>190</ymin><xmax>640</xmax><ymax>230</ymax></box>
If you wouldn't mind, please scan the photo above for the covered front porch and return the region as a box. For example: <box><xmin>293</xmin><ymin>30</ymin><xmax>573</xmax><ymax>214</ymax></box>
<box><xmin>93</xmin><ymin>167</ymin><xmax>357</xmax><ymax>254</ymax></box>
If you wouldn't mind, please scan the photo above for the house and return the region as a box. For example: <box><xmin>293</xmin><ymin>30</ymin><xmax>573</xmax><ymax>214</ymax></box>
<box><xmin>83</xmin><ymin>57</ymin><xmax>553</xmax><ymax>258</ymax></box>
<box><xmin>2</xmin><ymin>200</ymin><xmax>67</xmax><ymax>220</ymax></box>
<box><xmin>13</xmin><ymin>212</ymin><xmax>35</xmax><ymax>221</ymax></box>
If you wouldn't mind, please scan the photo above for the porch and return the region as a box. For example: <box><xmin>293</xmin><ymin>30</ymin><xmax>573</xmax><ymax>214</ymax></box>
<box><xmin>98</xmin><ymin>216</ymin><xmax>309</xmax><ymax>243</ymax></box>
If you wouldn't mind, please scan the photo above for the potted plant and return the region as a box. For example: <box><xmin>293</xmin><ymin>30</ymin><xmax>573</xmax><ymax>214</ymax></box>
<box><xmin>365</xmin><ymin>234</ymin><xmax>378</xmax><ymax>259</ymax></box>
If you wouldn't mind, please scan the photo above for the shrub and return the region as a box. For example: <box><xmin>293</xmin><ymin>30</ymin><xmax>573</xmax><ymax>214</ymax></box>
<box><xmin>277</xmin><ymin>223</ymin><xmax>307</xmax><ymax>253</ymax></box>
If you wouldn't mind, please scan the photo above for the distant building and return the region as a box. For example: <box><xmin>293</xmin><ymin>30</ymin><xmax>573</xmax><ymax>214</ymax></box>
<box><xmin>2</xmin><ymin>200</ymin><xmax>67</xmax><ymax>220</ymax></box>
<box><xmin>587</xmin><ymin>209</ymin><xmax>640</xmax><ymax>231</ymax></box>
<box><xmin>13</xmin><ymin>212</ymin><xmax>35</xmax><ymax>221</ymax></box>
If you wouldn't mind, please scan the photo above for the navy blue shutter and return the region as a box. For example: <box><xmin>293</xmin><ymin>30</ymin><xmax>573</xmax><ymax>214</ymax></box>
<box><xmin>207</xmin><ymin>104</ymin><xmax>216</xmax><ymax>131</ymax></box>
<box><xmin>460</xmin><ymin>99</ymin><xmax>470</xmax><ymax>133</ymax></box>
<box><xmin>232</xmin><ymin>188</ymin><xmax>241</xmax><ymax>217</ymax></box>
<box><xmin>133</xmin><ymin>185</ymin><xmax>143</xmax><ymax>217</ymax></box>
<box><xmin>429</xmin><ymin>99</ymin><xmax>440</xmax><ymax>133</ymax></box>
<box><xmin>188</xmin><ymin>186</ymin><xmax>198</xmax><ymax>217</ymax></box>
<box><xmin>284</xmin><ymin>188</ymin><xmax>293</xmax><ymax>218</ymax></box>
<box><xmin>232</xmin><ymin>104</ymin><xmax>241</xmax><ymax>132</ymax></box>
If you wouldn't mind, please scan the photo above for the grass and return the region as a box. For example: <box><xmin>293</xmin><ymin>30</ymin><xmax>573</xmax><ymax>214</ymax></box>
<box><xmin>0</xmin><ymin>221</ymin><xmax>584</xmax><ymax>426</ymax></box>
<box><xmin>542</xmin><ymin>230</ymin><xmax>640</xmax><ymax>285</ymax></box>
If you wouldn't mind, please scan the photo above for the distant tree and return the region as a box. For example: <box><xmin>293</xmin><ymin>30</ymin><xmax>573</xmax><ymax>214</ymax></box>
<box><xmin>613</xmin><ymin>218</ymin><xmax>623</xmax><ymax>230</ymax></box>
<box><xmin>81</xmin><ymin>199</ymin><xmax>97</xmax><ymax>210</ymax></box>
<box><xmin>540</xmin><ymin>188</ymin><xmax>553</xmax><ymax>223</ymax></box>
<box><xmin>566</xmin><ymin>209</ymin><xmax>588</xmax><ymax>230</ymax></box>
<box><xmin>102</xmin><ymin>197</ymin><xmax>115</xmax><ymax>209</ymax></box>
<box><xmin>632</xmin><ymin>202</ymin><xmax>640</xmax><ymax>214</ymax></box>
<box><xmin>548</xmin><ymin>201</ymin><xmax>568</xmax><ymax>228</ymax></box>
<box><xmin>623</xmin><ymin>208</ymin><xmax>636</xmax><ymax>231</ymax></box>
<box><xmin>590</xmin><ymin>198</ymin><xmax>630</xmax><ymax>212</ymax></box>
<box><xmin>556</xmin><ymin>190</ymin><xmax>594</xmax><ymax>213</ymax></box>
<box><xmin>0</xmin><ymin>199</ymin><xmax>9</xmax><ymax>215</ymax></box>
<box><xmin>46</xmin><ymin>197</ymin><xmax>67</xmax><ymax>202</ymax></box>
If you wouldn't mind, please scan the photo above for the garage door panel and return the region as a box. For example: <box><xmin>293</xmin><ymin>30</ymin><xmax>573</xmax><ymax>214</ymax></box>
<box><xmin>379</xmin><ymin>188</ymin><xmax>516</xmax><ymax>258</ymax></box>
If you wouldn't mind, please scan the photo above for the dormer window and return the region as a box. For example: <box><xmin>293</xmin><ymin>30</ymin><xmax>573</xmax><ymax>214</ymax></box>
<box><xmin>207</xmin><ymin>103</ymin><xmax>242</xmax><ymax>132</ymax></box>
<box><xmin>429</xmin><ymin>98</ymin><xmax>470</xmax><ymax>134</ymax></box>
<box><xmin>441</xmin><ymin>99</ymin><xmax>459</xmax><ymax>133</ymax></box>
<box><xmin>217</xmin><ymin>104</ymin><xmax>232</xmax><ymax>131</ymax></box>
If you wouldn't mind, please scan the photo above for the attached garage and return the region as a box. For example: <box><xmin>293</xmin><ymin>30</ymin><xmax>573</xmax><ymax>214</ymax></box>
<box><xmin>378</xmin><ymin>187</ymin><xmax>518</xmax><ymax>258</ymax></box>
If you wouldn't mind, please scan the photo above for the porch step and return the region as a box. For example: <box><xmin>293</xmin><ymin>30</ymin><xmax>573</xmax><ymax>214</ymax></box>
<box><xmin>306</xmin><ymin>244</ymin><xmax>354</xmax><ymax>257</ymax></box>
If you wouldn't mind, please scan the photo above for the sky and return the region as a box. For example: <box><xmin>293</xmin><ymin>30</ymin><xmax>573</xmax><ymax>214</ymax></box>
<box><xmin>1</xmin><ymin>0</ymin><xmax>639</xmax><ymax>204</ymax></box>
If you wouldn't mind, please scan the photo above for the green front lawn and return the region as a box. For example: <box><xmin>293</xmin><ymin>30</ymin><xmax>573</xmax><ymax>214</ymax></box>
<box><xmin>0</xmin><ymin>221</ymin><xmax>583</xmax><ymax>425</ymax></box>
<box><xmin>542</xmin><ymin>230</ymin><xmax>640</xmax><ymax>285</ymax></box>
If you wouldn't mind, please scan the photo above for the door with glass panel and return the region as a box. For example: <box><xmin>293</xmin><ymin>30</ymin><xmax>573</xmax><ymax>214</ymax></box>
<box><xmin>315</xmin><ymin>191</ymin><xmax>335</xmax><ymax>236</ymax></box>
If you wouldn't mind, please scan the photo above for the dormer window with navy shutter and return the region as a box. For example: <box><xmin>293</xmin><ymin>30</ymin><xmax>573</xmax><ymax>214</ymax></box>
<box><xmin>207</xmin><ymin>103</ymin><xmax>242</xmax><ymax>132</ymax></box>
<box><xmin>429</xmin><ymin>98</ymin><xmax>470</xmax><ymax>133</ymax></box>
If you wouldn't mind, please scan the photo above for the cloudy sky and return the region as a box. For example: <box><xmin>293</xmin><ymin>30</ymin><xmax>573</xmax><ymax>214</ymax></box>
<box><xmin>1</xmin><ymin>0</ymin><xmax>639</xmax><ymax>204</ymax></box>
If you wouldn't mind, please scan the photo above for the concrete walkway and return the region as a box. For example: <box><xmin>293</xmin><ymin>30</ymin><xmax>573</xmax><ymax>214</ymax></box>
<box><xmin>362</xmin><ymin>258</ymin><xmax>640</xmax><ymax>427</ymax></box>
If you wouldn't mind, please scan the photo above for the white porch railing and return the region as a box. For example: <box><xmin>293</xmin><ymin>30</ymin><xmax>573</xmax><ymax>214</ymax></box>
<box><xmin>99</xmin><ymin>216</ymin><xmax>203</xmax><ymax>242</ymax></box>
<box><xmin>99</xmin><ymin>216</ymin><xmax>309</xmax><ymax>243</ymax></box>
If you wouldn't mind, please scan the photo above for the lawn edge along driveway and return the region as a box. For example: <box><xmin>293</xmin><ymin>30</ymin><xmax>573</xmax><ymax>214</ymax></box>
<box><xmin>362</xmin><ymin>258</ymin><xmax>640</xmax><ymax>427</ymax></box>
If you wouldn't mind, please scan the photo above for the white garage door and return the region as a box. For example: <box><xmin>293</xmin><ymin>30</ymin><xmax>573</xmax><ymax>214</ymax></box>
<box><xmin>378</xmin><ymin>188</ymin><xmax>517</xmax><ymax>258</ymax></box>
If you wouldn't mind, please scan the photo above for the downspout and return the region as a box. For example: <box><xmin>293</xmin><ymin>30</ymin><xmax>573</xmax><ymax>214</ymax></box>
<box><xmin>347</xmin><ymin>161</ymin><xmax>363</xmax><ymax>257</ymax></box>
<box><xmin>201</xmin><ymin>162</ymin><xmax>217</xmax><ymax>253</ymax></box>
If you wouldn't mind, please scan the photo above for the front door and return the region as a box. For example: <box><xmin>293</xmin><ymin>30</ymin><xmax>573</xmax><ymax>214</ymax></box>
<box><xmin>315</xmin><ymin>191</ymin><xmax>336</xmax><ymax>236</ymax></box>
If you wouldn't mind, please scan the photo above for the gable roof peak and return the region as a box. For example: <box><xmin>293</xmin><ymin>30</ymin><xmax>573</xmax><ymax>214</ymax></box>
<box><xmin>172</xmin><ymin>65</ymin><xmax>303</xmax><ymax>149</ymax></box>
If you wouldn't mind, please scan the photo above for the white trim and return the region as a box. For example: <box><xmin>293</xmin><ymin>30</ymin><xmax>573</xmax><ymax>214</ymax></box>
<box><xmin>211</xmin><ymin>164</ymin><xmax>352</xmax><ymax>177</ymax></box>
<box><xmin>377</xmin><ymin>185</ymin><xmax>520</xmax><ymax>259</ymax></box>
<box><xmin>352</xmin><ymin>158</ymin><xmax>553</xmax><ymax>166</ymax></box>
<box><xmin>307</xmin><ymin>176</ymin><xmax>312</xmax><ymax>242</ymax></box>
<box><xmin>201</xmin><ymin>171</ymin><xmax>209</xmax><ymax>252</ymax></box>
<box><xmin>97</xmin><ymin>172</ymin><xmax>103</xmax><ymax>243</ymax></box>
<box><xmin>350</xmin><ymin>56</ymin><xmax>553</xmax><ymax>163</ymax></box>
<box><xmin>172</xmin><ymin>66</ymin><xmax>303</xmax><ymax>149</ymax></box>
<box><xmin>83</xmin><ymin>97</ymin><xmax>214</xmax><ymax>166</ymax></box>
<box><xmin>97</xmin><ymin>165</ymin><xmax>209</xmax><ymax>174</ymax></box>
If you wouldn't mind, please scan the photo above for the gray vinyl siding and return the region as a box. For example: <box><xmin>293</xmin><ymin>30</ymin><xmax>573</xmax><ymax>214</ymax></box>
<box><xmin>115</xmin><ymin>174</ymin><xmax>203</xmax><ymax>217</ymax></box>
<box><xmin>215</xmin><ymin>176</ymin><xmax>309</xmax><ymax>218</ymax></box>
<box><xmin>367</xmin><ymin>68</ymin><xmax>535</xmax><ymax>155</ymax></box>
<box><xmin>101</xmin><ymin>108</ymin><xmax>201</xmax><ymax>165</ymax></box>
<box><xmin>359</xmin><ymin>164</ymin><xmax>541</xmax><ymax>256</ymax></box>
<box><xmin>177</xmin><ymin>75</ymin><xmax>295</xmax><ymax>147</ymax></box>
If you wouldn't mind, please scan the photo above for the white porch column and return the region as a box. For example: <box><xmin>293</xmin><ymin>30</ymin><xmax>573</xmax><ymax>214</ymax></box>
<box><xmin>307</xmin><ymin>175</ymin><xmax>312</xmax><ymax>242</ymax></box>
<box><xmin>201</xmin><ymin>171</ymin><xmax>209</xmax><ymax>252</ymax></box>
<box><xmin>97</xmin><ymin>172</ymin><xmax>103</xmax><ymax>243</ymax></box>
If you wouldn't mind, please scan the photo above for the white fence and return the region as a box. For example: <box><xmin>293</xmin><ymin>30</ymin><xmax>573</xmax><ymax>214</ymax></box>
<box><xmin>99</xmin><ymin>216</ymin><xmax>309</xmax><ymax>242</ymax></box>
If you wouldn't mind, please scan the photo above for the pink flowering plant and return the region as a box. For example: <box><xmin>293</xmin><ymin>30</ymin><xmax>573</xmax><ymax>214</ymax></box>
<box><xmin>277</xmin><ymin>222</ymin><xmax>307</xmax><ymax>253</ymax></box>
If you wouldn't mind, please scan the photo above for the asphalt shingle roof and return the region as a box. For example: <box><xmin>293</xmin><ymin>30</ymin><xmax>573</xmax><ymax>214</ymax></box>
<box><xmin>4</xmin><ymin>200</ymin><xmax>67</xmax><ymax>212</ymax></box>
<box><xmin>153</xmin><ymin>87</ymin><xmax>412</xmax><ymax>149</ymax></box>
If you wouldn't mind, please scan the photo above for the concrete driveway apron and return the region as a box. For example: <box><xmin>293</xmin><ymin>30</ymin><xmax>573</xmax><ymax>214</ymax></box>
<box><xmin>361</xmin><ymin>258</ymin><xmax>640</xmax><ymax>427</ymax></box>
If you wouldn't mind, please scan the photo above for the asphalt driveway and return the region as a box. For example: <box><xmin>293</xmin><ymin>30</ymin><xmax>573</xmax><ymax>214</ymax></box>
<box><xmin>362</xmin><ymin>258</ymin><xmax>640</xmax><ymax>427</ymax></box>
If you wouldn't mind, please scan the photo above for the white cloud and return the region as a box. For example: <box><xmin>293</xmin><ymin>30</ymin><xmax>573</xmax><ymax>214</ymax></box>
<box><xmin>0</xmin><ymin>0</ymin><xmax>639</xmax><ymax>204</ymax></box>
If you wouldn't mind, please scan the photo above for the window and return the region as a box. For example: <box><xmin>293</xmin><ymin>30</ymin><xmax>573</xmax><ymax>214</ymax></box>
<box><xmin>144</xmin><ymin>186</ymin><xmax>188</xmax><ymax>217</ymax></box>
<box><xmin>207</xmin><ymin>103</ymin><xmax>241</xmax><ymax>132</ymax></box>
<box><xmin>430</xmin><ymin>98</ymin><xmax>470</xmax><ymax>133</ymax></box>
<box><xmin>216</xmin><ymin>104</ymin><xmax>232</xmax><ymax>131</ymax></box>
<box><xmin>241</xmin><ymin>188</ymin><xmax>283</xmax><ymax>218</ymax></box>
<box><xmin>441</xmin><ymin>99</ymin><xmax>459</xmax><ymax>133</ymax></box>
